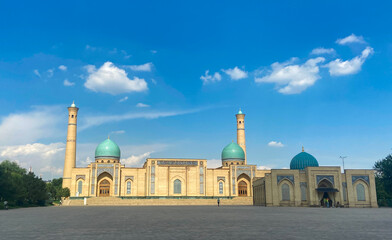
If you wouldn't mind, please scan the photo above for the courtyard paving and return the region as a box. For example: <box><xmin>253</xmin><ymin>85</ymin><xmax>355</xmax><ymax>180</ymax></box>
<box><xmin>0</xmin><ymin>206</ymin><xmax>391</xmax><ymax>239</ymax></box>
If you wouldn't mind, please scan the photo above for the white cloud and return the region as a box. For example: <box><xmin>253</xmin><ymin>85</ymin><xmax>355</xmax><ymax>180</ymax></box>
<box><xmin>110</xmin><ymin>130</ymin><xmax>125</xmax><ymax>135</ymax></box>
<box><xmin>136</xmin><ymin>103</ymin><xmax>150</xmax><ymax>108</ymax></box>
<box><xmin>47</xmin><ymin>69</ymin><xmax>54</xmax><ymax>78</ymax></box>
<box><xmin>267</xmin><ymin>141</ymin><xmax>284</xmax><ymax>147</ymax></box>
<box><xmin>58</xmin><ymin>65</ymin><xmax>67</xmax><ymax>71</ymax></box>
<box><xmin>84</xmin><ymin>61</ymin><xmax>148</xmax><ymax>95</ymax></box>
<box><xmin>125</xmin><ymin>62</ymin><xmax>153</xmax><ymax>72</ymax></box>
<box><xmin>85</xmin><ymin>45</ymin><xmax>97</xmax><ymax>51</ymax></box>
<box><xmin>257</xmin><ymin>166</ymin><xmax>272</xmax><ymax>170</ymax></box>
<box><xmin>311</xmin><ymin>48</ymin><xmax>336</xmax><ymax>55</ymax></box>
<box><xmin>222</xmin><ymin>66</ymin><xmax>248</xmax><ymax>80</ymax></box>
<box><xmin>325</xmin><ymin>47</ymin><xmax>374</xmax><ymax>76</ymax></box>
<box><xmin>200</xmin><ymin>70</ymin><xmax>222</xmax><ymax>84</ymax></box>
<box><xmin>79</xmin><ymin>108</ymin><xmax>203</xmax><ymax>131</ymax></box>
<box><xmin>119</xmin><ymin>96</ymin><xmax>128</xmax><ymax>102</ymax></box>
<box><xmin>33</xmin><ymin>69</ymin><xmax>40</xmax><ymax>77</ymax></box>
<box><xmin>207</xmin><ymin>159</ymin><xmax>222</xmax><ymax>168</ymax></box>
<box><xmin>255</xmin><ymin>57</ymin><xmax>325</xmax><ymax>94</ymax></box>
<box><xmin>336</xmin><ymin>34</ymin><xmax>366</xmax><ymax>45</ymax></box>
<box><xmin>0</xmin><ymin>142</ymin><xmax>65</xmax><ymax>179</ymax></box>
<box><xmin>0</xmin><ymin>106</ymin><xmax>63</xmax><ymax>145</ymax></box>
<box><xmin>121</xmin><ymin>50</ymin><xmax>131</xmax><ymax>59</ymax></box>
<box><xmin>121</xmin><ymin>152</ymin><xmax>153</xmax><ymax>167</ymax></box>
<box><xmin>63</xmin><ymin>79</ymin><xmax>75</xmax><ymax>86</ymax></box>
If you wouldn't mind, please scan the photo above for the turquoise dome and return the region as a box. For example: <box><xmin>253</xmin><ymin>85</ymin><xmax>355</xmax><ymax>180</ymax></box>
<box><xmin>95</xmin><ymin>139</ymin><xmax>121</xmax><ymax>159</ymax></box>
<box><xmin>290</xmin><ymin>150</ymin><xmax>319</xmax><ymax>170</ymax></box>
<box><xmin>221</xmin><ymin>142</ymin><xmax>245</xmax><ymax>161</ymax></box>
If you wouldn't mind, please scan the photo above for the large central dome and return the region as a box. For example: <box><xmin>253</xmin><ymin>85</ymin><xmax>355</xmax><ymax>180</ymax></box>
<box><xmin>290</xmin><ymin>148</ymin><xmax>319</xmax><ymax>170</ymax></box>
<box><xmin>95</xmin><ymin>138</ymin><xmax>121</xmax><ymax>159</ymax></box>
<box><xmin>221</xmin><ymin>142</ymin><xmax>245</xmax><ymax>161</ymax></box>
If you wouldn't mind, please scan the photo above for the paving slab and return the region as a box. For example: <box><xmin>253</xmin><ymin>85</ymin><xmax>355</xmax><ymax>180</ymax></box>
<box><xmin>0</xmin><ymin>206</ymin><xmax>391</xmax><ymax>239</ymax></box>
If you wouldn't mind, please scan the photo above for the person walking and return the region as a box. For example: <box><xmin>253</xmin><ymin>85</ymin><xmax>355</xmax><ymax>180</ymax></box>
<box><xmin>217</xmin><ymin>198</ymin><xmax>220</xmax><ymax>207</ymax></box>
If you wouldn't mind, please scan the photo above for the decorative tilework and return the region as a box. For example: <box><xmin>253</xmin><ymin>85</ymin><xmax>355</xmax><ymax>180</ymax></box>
<box><xmin>97</xmin><ymin>167</ymin><xmax>113</xmax><ymax>176</ymax></box>
<box><xmin>316</xmin><ymin>175</ymin><xmax>334</xmax><ymax>185</ymax></box>
<box><xmin>300</xmin><ymin>182</ymin><xmax>307</xmax><ymax>187</ymax></box>
<box><xmin>352</xmin><ymin>175</ymin><xmax>370</xmax><ymax>185</ymax></box>
<box><xmin>114</xmin><ymin>165</ymin><xmax>119</xmax><ymax>195</ymax></box>
<box><xmin>236</xmin><ymin>166</ymin><xmax>251</xmax><ymax>178</ymax></box>
<box><xmin>277</xmin><ymin>175</ymin><xmax>294</xmax><ymax>184</ymax></box>
<box><xmin>91</xmin><ymin>165</ymin><xmax>96</xmax><ymax>195</ymax></box>
<box><xmin>342</xmin><ymin>182</ymin><xmax>347</xmax><ymax>187</ymax></box>
<box><xmin>151</xmin><ymin>166</ymin><xmax>155</xmax><ymax>194</ymax></box>
<box><xmin>200</xmin><ymin>167</ymin><xmax>204</xmax><ymax>194</ymax></box>
<box><xmin>232</xmin><ymin>177</ymin><xmax>236</xmax><ymax>194</ymax></box>
<box><xmin>217</xmin><ymin>177</ymin><xmax>225</xmax><ymax>182</ymax></box>
<box><xmin>76</xmin><ymin>175</ymin><xmax>85</xmax><ymax>181</ymax></box>
<box><xmin>124</xmin><ymin>176</ymin><xmax>134</xmax><ymax>181</ymax></box>
<box><xmin>157</xmin><ymin>161</ymin><xmax>198</xmax><ymax>166</ymax></box>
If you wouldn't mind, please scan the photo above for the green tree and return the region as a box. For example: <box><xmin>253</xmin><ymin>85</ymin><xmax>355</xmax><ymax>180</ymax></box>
<box><xmin>374</xmin><ymin>154</ymin><xmax>392</xmax><ymax>206</ymax></box>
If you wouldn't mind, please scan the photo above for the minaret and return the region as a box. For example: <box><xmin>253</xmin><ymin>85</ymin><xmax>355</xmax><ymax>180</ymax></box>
<box><xmin>236</xmin><ymin>109</ymin><xmax>247</xmax><ymax>164</ymax></box>
<box><xmin>62</xmin><ymin>101</ymin><xmax>79</xmax><ymax>190</ymax></box>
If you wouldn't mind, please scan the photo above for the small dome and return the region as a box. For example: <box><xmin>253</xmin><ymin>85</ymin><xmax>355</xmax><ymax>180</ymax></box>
<box><xmin>70</xmin><ymin>101</ymin><xmax>76</xmax><ymax>108</ymax></box>
<box><xmin>237</xmin><ymin>109</ymin><xmax>243</xmax><ymax>114</ymax></box>
<box><xmin>95</xmin><ymin>138</ymin><xmax>121</xmax><ymax>159</ymax></box>
<box><xmin>222</xmin><ymin>142</ymin><xmax>245</xmax><ymax>161</ymax></box>
<box><xmin>290</xmin><ymin>149</ymin><xmax>319</xmax><ymax>170</ymax></box>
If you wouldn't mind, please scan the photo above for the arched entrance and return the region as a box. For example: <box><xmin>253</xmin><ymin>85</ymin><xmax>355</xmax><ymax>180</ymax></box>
<box><xmin>99</xmin><ymin>180</ymin><xmax>110</xmax><ymax>197</ymax></box>
<box><xmin>238</xmin><ymin>181</ymin><xmax>247</xmax><ymax>196</ymax></box>
<box><xmin>317</xmin><ymin>179</ymin><xmax>337</xmax><ymax>207</ymax></box>
<box><xmin>96</xmin><ymin>172</ymin><xmax>113</xmax><ymax>197</ymax></box>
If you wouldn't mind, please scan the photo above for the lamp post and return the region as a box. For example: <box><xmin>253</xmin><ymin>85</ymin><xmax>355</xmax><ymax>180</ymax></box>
<box><xmin>339</xmin><ymin>156</ymin><xmax>347</xmax><ymax>172</ymax></box>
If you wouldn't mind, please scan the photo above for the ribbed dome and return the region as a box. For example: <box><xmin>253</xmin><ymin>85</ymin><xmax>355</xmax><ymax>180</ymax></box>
<box><xmin>95</xmin><ymin>139</ymin><xmax>121</xmax><ymax>159</ymax></box>
<box><xmin>221</xmin><ymin>142</ymin><xmax>245</xmax><ymax>161</ymax></box>
<box><xmin>290</xmin><ymin>150</ymin><xmax>319</xmax><ymax>170</ymax></box>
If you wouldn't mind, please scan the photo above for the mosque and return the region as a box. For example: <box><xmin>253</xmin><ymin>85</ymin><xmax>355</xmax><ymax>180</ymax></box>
<box><xmin>63</xmin><ymin>102</ymin><xmax>377</xmax><ymax>207</ymax></box>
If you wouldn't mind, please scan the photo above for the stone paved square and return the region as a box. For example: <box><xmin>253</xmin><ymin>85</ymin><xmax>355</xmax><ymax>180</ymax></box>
<box><xmin>1</xmin><ymin>206</ymin><xmax>391</xmax><ymax>240</ymax></box>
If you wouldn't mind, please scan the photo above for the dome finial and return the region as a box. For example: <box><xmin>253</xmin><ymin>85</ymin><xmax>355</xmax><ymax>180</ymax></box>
<box><xmin>302</xmin><ymin>146</ymin><xmax>304</xmax><ymax>152</ymax></box>
<box><xmin>70</xmin><ymin>101</ymin><xmax>76</xmax><ymax>108</ymax></box>
<box><xmin>237</xmin><ymin>108</ymin><xmax>243</xmax><ymax>114</ymax></box>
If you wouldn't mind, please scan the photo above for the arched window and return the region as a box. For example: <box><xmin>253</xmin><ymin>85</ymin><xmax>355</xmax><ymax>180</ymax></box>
<box><xmin>78</xmin><ymin>180</ymin><xmax>83</xmax><ymax>194</ymax></box>
<box><xmin>300</xmin><ymin>184</ymin><xmax>307</xmax><ymax>201</ymax></box>
<box><xmin>126</xmin><ymin>181</ymin><xmax>131</xmax><ymax>194</ymax></box>
<box><xmin>356</xmin><ymin>183</ymin><xmax>366</xmax><ymax>201</ymax></box>
<box><xmin>281</xmin><ymin>183</ymin><xmax>290</xmax><ymax>201</ymax></box>
<box><xmin>174</xmin><ymin>179</ymin><xmax>181</xmax><ymax>194</ymax></box>
<box><xmin>219</xmin><ymin>182</ymin><xmax>223</xmax><ymax>194</ymax></box>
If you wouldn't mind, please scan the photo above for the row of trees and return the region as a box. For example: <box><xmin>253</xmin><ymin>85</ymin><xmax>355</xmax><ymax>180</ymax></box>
<box><xmin>0</xmin><ymin>160</ymin><xmax>69</xmax><ymax>207</ymax></box>
<box><xmin>374</xmin><ymin>154</ymin><xmax>392</xmax><ymax>207</ymax></box>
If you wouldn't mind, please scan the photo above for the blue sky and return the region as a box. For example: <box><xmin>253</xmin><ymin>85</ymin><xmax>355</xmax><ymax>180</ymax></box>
<box><xmin>1</xmin><ymin>0</ymin><xmax>392</xmax><ymax>179</ymax></box>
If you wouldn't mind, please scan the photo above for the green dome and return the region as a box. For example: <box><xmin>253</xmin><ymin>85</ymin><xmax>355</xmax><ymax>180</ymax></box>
<box><xmin>290</xmin><ymin>151</ymin><xmax>319</xmax><ymax>170</ymax></box>
<box><xmin>95</xmin><ymin>138</ymin><xmax>121</xmax><ymax>159</ymax></box>
<box><xmin>221</xmin><ymin>142</ymin><xmax>245</xmax><ymax>161</ymax></box>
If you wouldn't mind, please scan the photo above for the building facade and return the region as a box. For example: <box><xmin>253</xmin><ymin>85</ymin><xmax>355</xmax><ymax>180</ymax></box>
<box><xmin>62</xmin><ymin>102</ymin><xmax>377</xmax><ymax>207</ymax></box>
<box><xmin>62</xmin><ymin>103</ymin><xmax>269</xmax><ymax>199</ymax></box>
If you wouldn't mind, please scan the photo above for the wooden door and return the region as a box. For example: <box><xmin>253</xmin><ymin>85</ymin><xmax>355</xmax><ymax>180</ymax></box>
<box><xmin>238</xmin><ymin>181</ymin><xmax>247</xmax><ymax>196</ymax></box>
<box><xmin>99</xmin><ymin>180</ymin><xmax>110</xmax><ymax>197</ymax></box>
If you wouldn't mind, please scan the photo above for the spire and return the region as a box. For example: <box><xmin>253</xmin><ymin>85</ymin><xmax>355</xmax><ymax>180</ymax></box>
<box><xmin>302</xmin><ymin>146</ymin><xmax>304</xmax><ymax>152</ymax></box>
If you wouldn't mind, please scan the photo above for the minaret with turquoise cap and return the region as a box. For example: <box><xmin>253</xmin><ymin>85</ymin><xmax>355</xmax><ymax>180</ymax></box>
<box><xmin>63</xmin><ymin>101</ymin><xmax>79</xmax><ymax>190</ymax></box>
<box><xmin>236</xmin><ymin>108</ymin><xmax>247</xmax><ymax>164</ymax></box>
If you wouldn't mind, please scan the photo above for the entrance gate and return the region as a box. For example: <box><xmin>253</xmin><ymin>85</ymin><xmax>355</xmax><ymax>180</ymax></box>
<box><xmin>99</xmin><ymin>180</ymin><xmax>110</xmax><ymax>197</ymax></box>
<box><xmin>238</xmin><ymin>181</ymin><xmax>247</xmax><ymax>196</ymax></box>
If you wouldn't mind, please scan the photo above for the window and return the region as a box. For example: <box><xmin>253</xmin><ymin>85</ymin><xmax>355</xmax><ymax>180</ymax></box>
<box><xmin>127</xmin><ymin>181</ymin><xmax>131</xmax><ymax>194</ymax></box>
<box><xmin>78</xmin><ymin>180</ymin><xmax>83</xmax><ymax>194</ymax></box>
<box><xmin>219</xmin><ymin>182</ymin><xmax>223</xmax><ymax>194</ymax></box>
<box><xmin>239</xmin><ymin>121</ymin><xmax>241</xmax><ymax>124</ymax></box>
<box><xmin>71</xmin><ymin>115</ymin><xmax>74</xmax><ymax>118</ymax></box>
<box><xmin>281</xmin><ymin>183</ymin><xmax>290</xmax><ymax>201</ymax></box>
<box><xmin>356</xmin><ymin>183</ymin><xmax>366</xmax><ymax>201</ymax></box>
<box><xmin>300</xmin><ymin>185</ymin><xmax>307</xmax><ymax>201</ymax></box>
<box><xmin>174</xmin><ymin>179</ymin><xmax>181</xmax><ymax>194</ymax></box>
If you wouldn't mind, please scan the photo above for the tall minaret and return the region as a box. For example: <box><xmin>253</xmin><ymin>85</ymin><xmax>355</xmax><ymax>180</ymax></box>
<box><xmin>62</xmin><ymin>101</ymin><xmax>79</xmax><ymax>189</ymax></box>
<box><xmin>236</xmin><ymin>109</ymin><xmax>247</xmax><ymax>164</ymax></box>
